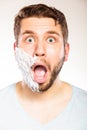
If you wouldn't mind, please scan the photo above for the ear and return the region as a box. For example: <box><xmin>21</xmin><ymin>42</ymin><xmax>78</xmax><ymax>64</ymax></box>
<box><xmin>64</xmin><ymin>43</ymin><xmax>70</xmax><ymax>61</ymax></box>
<box><xmin>13</xmin><ymin>42</ymin><xmax>17</xmax><ymax>51</ymax></box>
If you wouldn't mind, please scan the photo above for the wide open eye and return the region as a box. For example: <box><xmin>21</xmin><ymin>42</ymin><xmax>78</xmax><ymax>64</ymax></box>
<box><xmin>47</xmin><ymin>37</ymin><xmax>55</xmax><ymax>43</ymax></box>
<box><xmin>26</xmin><ymin>37</ymin><xmax>35</xmax><ymax>43</ymax></box>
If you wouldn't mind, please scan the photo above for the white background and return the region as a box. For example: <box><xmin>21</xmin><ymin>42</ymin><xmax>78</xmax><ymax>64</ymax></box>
<box><xmin>0</xmin><ymin>0</ymin><xmax>87</xmax><ymax>90</ymax></box>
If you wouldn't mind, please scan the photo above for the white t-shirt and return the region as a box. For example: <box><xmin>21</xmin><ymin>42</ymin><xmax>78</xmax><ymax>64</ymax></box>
<box><xmin>0</xmin><ymin>83</ymin><xmax>87</xmax><ymax>130</ymax></box>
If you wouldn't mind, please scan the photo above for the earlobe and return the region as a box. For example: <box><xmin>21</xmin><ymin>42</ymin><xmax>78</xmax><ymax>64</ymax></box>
<box><xmin>64</xmin><ymin>43</ymin><xmax>70</xmax><ymax>61</ymax></box>
<box><xmin>13</xmin><ymin>42</ymin><xmax>17</xmax><ymax>51</ymax></box>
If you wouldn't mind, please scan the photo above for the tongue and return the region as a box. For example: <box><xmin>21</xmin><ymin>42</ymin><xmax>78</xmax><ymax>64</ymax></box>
<box><xmin>34</xmin><ymin>66</ymin><xmax>46</xmax><ymax>83</ymax></box>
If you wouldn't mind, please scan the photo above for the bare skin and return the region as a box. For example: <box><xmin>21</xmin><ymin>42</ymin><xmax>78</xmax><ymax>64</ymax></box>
<box><xmin>14</xmin><ymin>17</ymin><xmax>72</xmax><ymax>124</ymax></box>
<box><xmin>16</xmin><ymin>81</ymin><xmax>72</xmax><ymax>124</ymax></box>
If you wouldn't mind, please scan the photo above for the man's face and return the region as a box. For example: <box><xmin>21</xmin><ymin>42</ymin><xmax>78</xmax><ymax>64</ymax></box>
<box><xmin>15</xmin><ymin>17</ymin><xmax>69</xmax><ymax>91</ymax></box>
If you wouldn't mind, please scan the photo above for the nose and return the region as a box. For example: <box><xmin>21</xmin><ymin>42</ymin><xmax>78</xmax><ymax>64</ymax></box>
<box><xmin>35</xmin><ymin>43</ymin><xmax>46</xmax><ymax>57</ymax></box>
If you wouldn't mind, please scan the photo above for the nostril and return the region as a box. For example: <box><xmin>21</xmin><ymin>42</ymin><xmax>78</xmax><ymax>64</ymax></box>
<box><xmin>35</xmin><ymin>53</ymin><xmax>45</xmax><ymax>56</ymax></box>
<box><xmin>35</xmin><ymin>53</ymin><xmax>38</xmax><ymax>56</ymax></box>
<box><xmin>35</xmin><ymin>45</ymin><xmax>46</xmax><ymax>57</ymax></box>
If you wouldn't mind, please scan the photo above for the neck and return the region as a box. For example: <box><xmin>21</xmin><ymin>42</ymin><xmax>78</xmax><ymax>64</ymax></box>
<box><xmin>16</xmin><ymin>80</ymin><xmax>71</xmax><ymax>103</ymax></box>
<box><xmin>16</xmin><ymin>80</ymin><xmax>72</xmax><ymax>124</ymax></box>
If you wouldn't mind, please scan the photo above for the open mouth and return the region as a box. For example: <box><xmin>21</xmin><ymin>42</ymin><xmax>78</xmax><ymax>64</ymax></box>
<box><xmin>32</xmin><ymin>64</ymin><xmax>47</xmax><ymax>83</ymax></box>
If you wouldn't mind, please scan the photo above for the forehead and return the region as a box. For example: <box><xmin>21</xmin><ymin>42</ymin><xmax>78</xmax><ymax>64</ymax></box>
<box><xmin>20</xmin><ymin>17</ymin><xmax>62</xmax><ymax>35</ymax></box>
<box><xmin>21</xmin><ymin>17</ymin><xmax>56</xmax><ymax>26</ymax></box>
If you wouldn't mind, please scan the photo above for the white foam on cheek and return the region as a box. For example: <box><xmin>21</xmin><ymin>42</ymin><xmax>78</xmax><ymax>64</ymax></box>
<box><xmin>15</xmin><ymin>48</ymin><xmax>39</xmax><ymax>92</ymax></box>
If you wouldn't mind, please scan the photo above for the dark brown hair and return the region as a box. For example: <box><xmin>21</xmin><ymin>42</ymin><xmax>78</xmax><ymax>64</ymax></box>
<box><xmin>14</xmin><ymin>4</ymin><xmax>68</xmax><ymax>44</ymax></box>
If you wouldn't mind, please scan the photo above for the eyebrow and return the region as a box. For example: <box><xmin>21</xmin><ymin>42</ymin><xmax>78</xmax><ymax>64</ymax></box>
<box><xmin>46</xmin><ymin>31</ymin><xmax>61</xmax><ymax>36</ymax></box>
<box><xmin>21</xmin><ymin>30</ymin><xmax>61</xmax><ymax>37</ymax></box>
<box><xmin>21</xmin><ymin>30</ymin><xmax>35</xmax><ymax>35</ymax></box>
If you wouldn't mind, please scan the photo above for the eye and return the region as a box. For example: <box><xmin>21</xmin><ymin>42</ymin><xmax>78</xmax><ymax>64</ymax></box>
<box><xmin>47</xmin><ymin>37</ymin><xmax>55</xmax><ymax>43</ymax></box>
<box><xmin>26</xmin><ymin>37</ymin><xmax>34</xmax><ymax>43</ymax></box>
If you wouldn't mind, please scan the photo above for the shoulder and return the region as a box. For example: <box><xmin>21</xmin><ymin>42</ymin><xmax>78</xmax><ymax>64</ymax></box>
<box><xmin>0</xmin><ymin>83</ymin><xmax>16</xmax><ymax>99</ymax></box>
<box><xmin>0</xmin><ymin>83</ymin><xmax>21</xmax><ymax>127</ymax></box>
<box><xmin>0</xmin><ymin>83</ymin><xmax>17</xmax><ymax>116</ymax></box>
<box><xmin>73</xmin><ymin>86</ymin><xmax>87</xmax><ymax>101</ymax></box>
<box><xmin>0</xmin><ymin>83</ymin><xmax>17</xmax><ymax>108</ymax></box>
<box><xmin>72</xmin><ymin>86</ymin><xmax>87</xmax><ymax>107</ymax></box>
<box><xmin>71</xmin><ymin>86</ymin><xmax>87</xmax><ymax>120</ymax></box>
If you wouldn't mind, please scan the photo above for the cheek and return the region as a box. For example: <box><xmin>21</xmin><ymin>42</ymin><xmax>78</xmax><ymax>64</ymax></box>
<box><xmin>60</xmin><ymin>46</ymin><xmax>65</xmax><ymax>58</ymax></box>
<box><xmin>46</xmin><ymin>46</ymin><xmax>65</xmax><ymax>69</ymax></box>
<box><xmin>18</xmin><ymin>44</ymin><xmax>35</xmax><ymax>56</ymax></box>
<box><xmin>47</xmin><ymin>46</ymin><xmax>64</xmax><ymax>60</ymax></box>
<box><xmin>46</xmin><ymin>48</ymin><xmax>58</xmax><ymax>66</ymax></box>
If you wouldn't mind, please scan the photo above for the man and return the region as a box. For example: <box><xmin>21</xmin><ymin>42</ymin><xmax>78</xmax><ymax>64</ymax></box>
<box><xmin>0</xmin><ymin>4</ymin><xmax>87</xmax><ymax>130</ymax></box>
